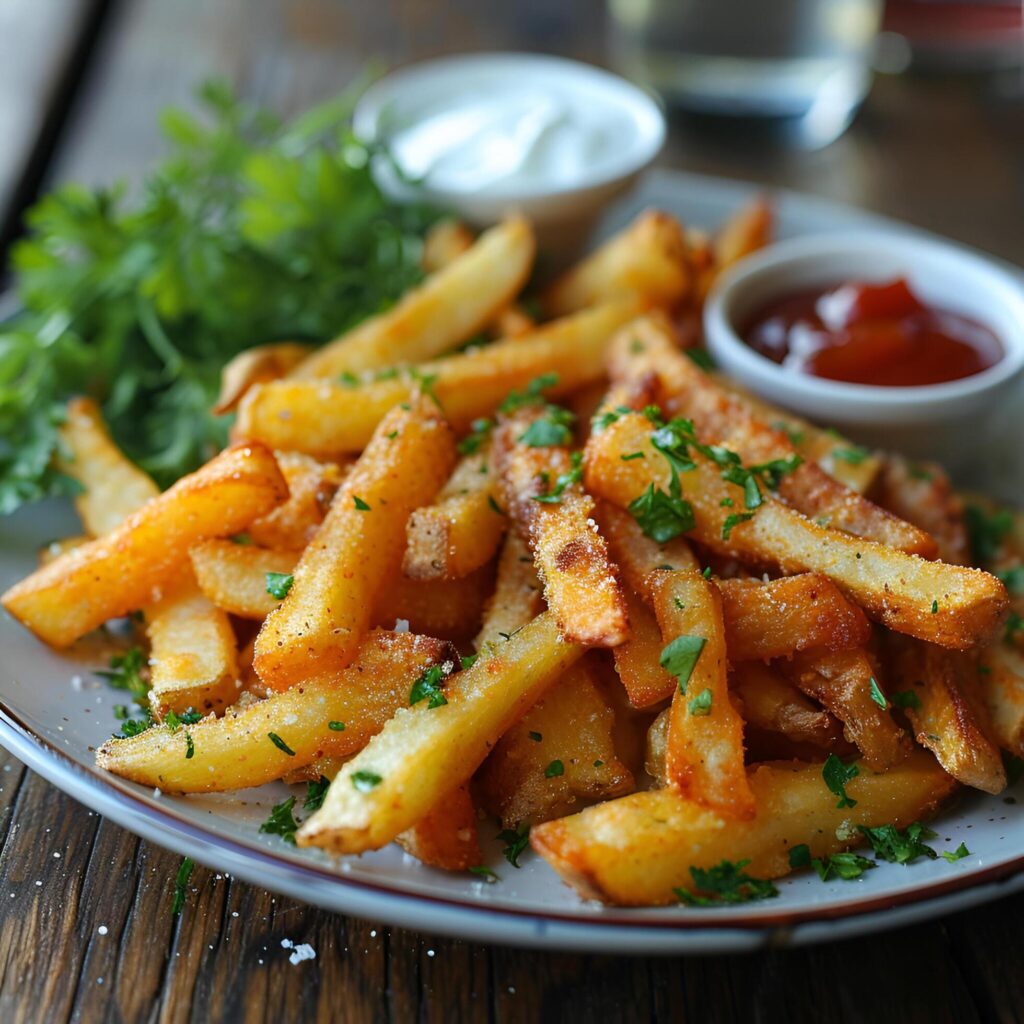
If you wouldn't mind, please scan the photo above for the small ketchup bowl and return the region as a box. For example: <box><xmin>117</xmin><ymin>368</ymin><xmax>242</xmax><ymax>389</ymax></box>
<box><xmin>703</xmin><ymin>232</ymin><xmax>1024</xmax><ymax>466</ymax></box>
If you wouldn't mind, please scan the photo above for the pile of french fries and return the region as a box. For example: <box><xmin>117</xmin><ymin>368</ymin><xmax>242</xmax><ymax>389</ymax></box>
<box><xmin>5</xmin><ymin>201</ymin><xmax>1023</xmax><ymax>908</ymax></box>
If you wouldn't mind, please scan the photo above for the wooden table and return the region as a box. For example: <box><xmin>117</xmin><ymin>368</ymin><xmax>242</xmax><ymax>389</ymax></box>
<box><xmin>2</xmin><ymin>2</ymin><xmax>1022</xmax><ymax>1020</ymax></box>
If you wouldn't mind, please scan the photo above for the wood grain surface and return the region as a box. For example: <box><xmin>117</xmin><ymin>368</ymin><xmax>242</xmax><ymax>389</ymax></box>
<box><xmin>1</xmin><ymin>2</ymin><xmax>1023</xmax><ymax>1022</ymax></box>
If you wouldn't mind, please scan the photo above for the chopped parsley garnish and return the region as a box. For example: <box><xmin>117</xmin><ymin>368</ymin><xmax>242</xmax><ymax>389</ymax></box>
<box><xmin>684</xmin><ymin>346</ymin><xmax>715</xmax><ymax>371</ymax></box>
<box><xmin>812</xmin><ymin>852</ymin><xmax>876</xmax><ymax>881</ymax></box>
<box><xmin>353</xmin><ymin>495</ymin><xmax>371</xmax><ymax>511</ymax></box>
<box><xmin>593</xmin><ymin>759</ymin><xmax>604</xmax><ymax>767</ymax></box>
<box><xmin>858</xmin><ymin>822</ymin><xmax>938</xmax><ymax>864</ymax></box>
<box><xmin>528</xmin><ymin>731</ymin><xmax>542</xmax><ymax>742</ymax></box>
<box><xmin>773</xmin><ymin>421</ymin><xmax>805</xmax><ymax>446</ymax></box>
<box><xmin>931</xmin><ymin>599</ymin><xmax>939</xmax><ymax>614</ymax></box>
<box><xmin>487</xmin><ymin>494</ymin><xmax>505</xmax><ymax>516</ymax></box>
<box><xmin>788</xmin><ymin>844</ymin><xmax>811</xmax><ymax>869</ymax></box>
<box><xmin>409</xmin><ymin>664</ymin><xmax>448</xmax><ymax>709</ymax></box>
<box><xmin>1006</xmin><ymin>612</ymin><xmax>1024</xmax><ymax>646</ymax></box>
<box><xmin>303</xmin><ymin>776</ymin><xmax>330</xmax><ymax>812</ymax></box>
<box><xmin>832</xmin><ymin>445</ymin><xmax>869</xmax><ymax>465</ymax></box>
<box><xmin>499</xmin><ymin>372</ymin><xmax>559</xmax><ymax>414</ymax></box>
<box><xmin>869</xmin><ymin>677</ymin><xmax>887</xmax><ymax>710</ymax></box>
<box><xmin>468</xmin><ymin>865</ymin><xmax>499</xmax><ymax>883</ymax></box>
<box><xmin>721</xmin><ymin>512</ymin><xmax>755</xmax><ymax>541</ymax></box>
<box><xmin>339</xmin><ymin>371</ymin><xmax>360</xmax><ymax>387</ymax></box>
<box><xmin>544</xmin><ymin>759</ymin><xmax>565</xmax><ymax>778</ymax></box>
<box><xmin>891</xmin><ymin>689</ymin><xmax>922</xmax><ymax>710</ymax></box>
<box><xmin>533</xmin><ymin>452</ymin><xmax>583</xmax><ymax>504</ymax></box>
<box><xmin>117</xmin><ymin>714</ymin><xmax>155</xmax><ymax>739</ymax></box>
<box><xmin>328</xmin><ymin>721</ymin><xmax>346</xmax><ymax>731</ymax></box>
<box><xmin>351</xmin><ymin>770</ymin><xmax>383</xmax><ymax>792</ymax></box>
<box><xmin>688</xmin><ymin>688</ymin><xmax>713</xmax><ymax>716</ymax></box>
<box><xmin>409</xmin><ymin>367</ymin><xmax>441</xmax><ymax>408</ymax></box>
<box><xmin>620</xmin><ymin>451</ymin><xmax>645</xmax><ymax>461</ymax></box>
<box><xmin>997</xmin><ymin>566</ymin><xmax>1024</xmax><ymax>595</ymax></box>
<box><xmin>171</xmin><ymin>856</ymin><xmax>195</xmax><ymax>916</ymax></box>
<box><xmin>457</xmin><ymin>417</ymin><xmax>493</xmax><ymax>455</ymax></box>
<box><xmin>702</xmin><ymin>567</ymin><xmax>712</xmax><ymax>579</ymax></box>
<box><xmin>460</xmin><ymin>653</ymin><xmax>479</xmax><ymax>670</ymax></box>
<box><xmin>591</xmin><ymin>405</ymin><xmax>631</xmax><ymax>433</ymax></box>
<box><xmin>113</xmin><ymin>704</ymin><xmax>129</xmax><ymax>721</ymax></box>
<box><xmin>518</xmin><ymin>406</ymin><xmax>574</xmax><ymax>448</ymax></box>
<box><xmin>97</xmin><ymin>647</ymin><xmax>149</xmax><ymax>703</ymax></box>
<box><xmin>164</xmin><ymin>708</ymin><xmax>203</xmax><ymax>730</ymax></box>
<box><xmin>259</xmin><ymin>796</ymin><xmax>300</xmax><ymax>845</ymax></box>
<box><xmin>268</xmin><ymin>732</ymin><xmax>296</xmax><ymax>756</ymax></box>
<box><xmin>265</xmin><ymin>572</ymin><xmax>294</xmax><ymax>599</ymax></box>
<box><xmin>184</xmin><ymin>732</ymin><xmax>195</xmax><ymax>759</ymax></box>
<box><xmin>965</xmin><ymin>504</ymin><xmax>1013</xmax><ymax>563</ymax></box>
<box><xmin>628</xmin><ymin>482</ymin><xmax>695</xmax><ymax>542</ymax></box>
<box><xmin>660</xmin><ymin>636</ymin><xmax>706</xmax><ymax>695</ymax></box>
<box><xmin>674</xmin><ymin>859</ymin><xmax>778</xmax><ymax>906</ymax></box>
<box><xmin>497</xmin><ymin>825</ymin><xmax>530</xmax><ymax>868</ymax></box>
<box><xmin>822</xmin><ymin>753</ymin><xmax>859</xmax><ymax>809</ymax></box>
<box><xmin>942</xmin><ymin>842</ymin><xmax>970</xmax><ymax>862</ymax></box>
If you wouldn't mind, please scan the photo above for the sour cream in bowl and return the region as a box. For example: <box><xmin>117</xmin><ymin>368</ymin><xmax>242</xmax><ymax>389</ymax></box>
<box><xmin>354</xmin><ymin>54</ymin><xmax>665</xmax><ymax>245</ymax></box>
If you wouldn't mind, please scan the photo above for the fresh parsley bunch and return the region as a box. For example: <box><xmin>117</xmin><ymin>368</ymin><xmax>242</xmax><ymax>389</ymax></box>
<box><xmin>0</xmin><ymin>78</ymin><xmax>436</xmax><ymax>513</ymax></box>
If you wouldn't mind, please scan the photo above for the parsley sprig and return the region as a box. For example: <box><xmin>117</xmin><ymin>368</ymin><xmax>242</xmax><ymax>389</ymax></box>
<box><xmin>675</xmin><ymin>859</ymin><xmax>779</xmax><ymax>906</ymax></box>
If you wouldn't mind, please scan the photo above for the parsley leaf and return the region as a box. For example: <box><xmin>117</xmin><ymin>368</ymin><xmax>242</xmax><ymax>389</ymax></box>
<box><xmin>457</xmin><ymin>417</ymin><xmax>493</xmax><ymax>456</ymax></box>
<box><xmin>966</xmin><ymin>504</ymin><xmax>1013</xmax><ymax>563</ymax></box>
<box><xmin>942</xmin><ymin>842</ymin><xmax>970</xmax><ymax>862</ymax></box>
<box><xmin>259</xmin><ymin>796</ymin><xmax>300</xmax><ymax>844</ymax></box>
<box><xmin>858</xmin><ymin>822</ymin><xmax>938</xmax><ymax>864</ymax></box>
<box><xmin>869</xmin><ymin>677</ymin><xmax>888</xmax><ymax>709</ymax></box>
<box><xmin>497</xmin><ymin>825</ymin><xmax>530</xmax><ymax>868</ymax></box>
<box><xmin>468</xmin><ymin>865</ymin><xmax>499</xmax><ymax>883</ymax></box>
<box><xmin>997</xmin><ymin>566</ymin><xmax>1024</xmax><ymax>596</ymax></box>
<box><xmin>544</xmin><ymin>759</ymin><xmax>565</xmax><ymax>778</ymax></box>
<box><xmin>813</xmin><ymin>852</ymin><xmax>876</xmax><ymax>881</ymax></box>
<box><xmin>499</xmin><ymin>373</ymin><xmax>559</xmax><ymax>414</ymax></box>
<box><xmin>687</xmin><ymin>687</ymin><xmax>713</xmax><ymax>716</ymax></box>
<box><xmin>675</xmin><ymin>859</ymin><xmax>779</xmax><ymax>906</ymax></box>
<box><xmin>171</xmin><ymin>856</ymin><xmax>195</xmax><ymax>916</ymax></box>
<box><xmin>822</xmin><ymin>753</ymin><xmax>859</xmax><ymax>809</ymax></box>
<box><xmin>409</xmin><ymin>664</ymin><xmax>448</xmax><ymax>709</ymax></box>
<box><xmin>518</xmin><ymin>407</ymin><xmax>574</xmax><ymax>448</ymax></box>
<box><xmin>353</xmin><ymin>495</ymin><xmax>371</xmax><ymax>511</ymax></box>
<box><xmin>832</xmin><ymin>445</ymin><xmax>869</xmax><ymax>465</ymax></box>
<box><xmin>303</xmin><ymin>776</ymin><xmax>330</xmax><ymax>812</ymax></box>
<box><xmin>722</xmin><ymin>512</ymin><xmax>755</xmax><ymax>541</ymax></box>
<box><xmin>268</xmin><ymin>732</ymin><xmax>296</xmax><ymax>756</ymax></box>
<box><xmin>533</xmin><ymin>452</ymin><xmax>583</xmax><ymax>504</ymax></box>
<box><xmin>351</xmin><ymin>770</ymin><xmax>383</xmax><ymax>792</ymax></box>
<box><xmin>265</xmin><ymin>572</ymin><xmax>294</xmax><ymax>600</ymax></box>
<box><xmin>628</xmin><ymin>483</ymin><xmax>695</xmax><ymax>542</ymax></box>
<box><xmin>660</xmin><ymin>636</ymin><xmax>706</xmax><ymax>695</ymax></box>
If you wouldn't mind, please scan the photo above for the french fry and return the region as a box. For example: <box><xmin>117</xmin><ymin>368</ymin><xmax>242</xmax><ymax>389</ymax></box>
<box><xmin>649</xmin><ymin>570</ymin><xmax>755</xmax><ymax>819</ymax></box>
<box><xmin>2</xmin><ymin>442</ymin><xmax>287</xmax><ymax>647</ymax></box>
<box><xmin>781</xmin><ymin>649</ymin><xmax>909</xmax><ymax>770</ymax></box>
<box><xmin>402</xmin><ymin>449</ymin><xmax>506</xmax><ymax>580</ymax></box>
<box><xmin>475</xmin><ymin>532</ymin><xmax>544</xmax><ymax>650</ymax></box>
<box><xmin>544</xmin><ymin>211</ymin><xmax>689</xmax><ymax>316</ymax></box>
<box><xmin>978</xmin><ymin>641</ymin><xmax>1024</xmax><ymax>758</ymax></box>
<box><xmin>885</xmin><ymin>636</ymin><xmax>1006</xmax><ymax>793</ymax></box>
<box><xmin>421</xmin><ymin>219</ymin><xmax>476</xmax><ymax>273</ymax></box>
<box><xmin>291</xmin><ymin>216</ymin><xmax>535</xmax><ymax>379</ymax></box>
<box><xmin>584</xmin><ymin>410</ymin><xmax>1009</xmax><ymax>649</ymax></box>
<box><xmin>247</xmin><ymin>451</ymin><xmax>348</xmax><ymax>551</ymax></box>
<box><xmin>530</xmin><ymin>751</ymin><xmax>956</xmax><ymax>906</ymax></box>
<box><xmin>731</xmin><ymin>661</ymin><xmax>842</xmax><ymax>751</ymax></box>
<box><xmin>213</xmin><ymin>342</ymin><xmax>312</xmax><ymax>414</ymax></box>
<box><xmin>233</xmin><ymin>301</ymin><xmax>640</xmax><ymax>455</ymax></box>
<box><xmin>297</xmin><ymin>611</ymin><xmax>583</xmax><ymax>854</ymax></box>
<box><xmin>712</xmin><ymin>197</ymin><xmax>773</xmax><ymax>275</ymax></box>
<box><xmin>495</xmin><ymin>405</ymin><xmax>628</xmax><ymax>647</ymax></box>
<box><xmin>254</xmin><ymin>400</ymin><xmax>455</xmax><ymax>689</ymax></box>
<box><xmin>644</xmin><ymin>709</ymin><xmax>670</xmax><ymax>785</ymax></box>
<box><xmin>189</xmin><ymin>541</ymin><xmax>298</xmax><ymax>618</ymax></box>
<box><xmin>375</xmin><ymin>565</ymin><xmax>493</xmax><ymax>641</ymax></box>
<box><xmin>146</xmin><ymin>572</ymin><xmax>241</xmax><ymax>716</ymax></box>
<box><xmin>55</xmin><ymin>396</ymin><xmax>160</xmax><ymax>533</ymax></box>
<box><xmin>477</xmin><ymin>655</ymin><xmax>634</xmax><ymax>827</ymax></box>
<box><xmin>396</xmin><ymin>785</ymin><xmax>482</xmax><ymax>872</ymax></box>
<box><xmin>96</xmin><ymin>631</ymin><xmax>453</xmax><ymax>792</ymax></box>
<box><xmin>871</xmin><ymin>455</ymin><xmax>970</xmax><ymax>565</ymax></box>
<box><xmin>607</xmin><ymin>315</ymin><xmax>936</xmax><ymax>557</ymax></box>
<box><xmin>612</xmin><ymin>592</ymin><xmax>677</xmax><ymax>708</ymax></box>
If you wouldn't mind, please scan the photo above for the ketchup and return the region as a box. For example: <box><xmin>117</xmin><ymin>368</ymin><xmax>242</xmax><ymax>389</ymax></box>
<box><xmin>742</xmin><ymin>278</ymin><xmax>1003</xmax><ymax>387</ymax></box>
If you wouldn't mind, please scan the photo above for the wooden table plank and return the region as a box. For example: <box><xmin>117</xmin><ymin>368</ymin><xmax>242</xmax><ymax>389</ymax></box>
<box><xmin>2</xmin><ymin>1</ymin><xmax>1023</xmax><ymax>1022</ymax></box>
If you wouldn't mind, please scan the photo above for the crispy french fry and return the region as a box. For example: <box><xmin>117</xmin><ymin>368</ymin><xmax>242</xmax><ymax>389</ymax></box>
<box><xmin>530</xmin><ymin>751</ymin><xmax>956</xmax><ymax>906</ymax></box>
<box><xmin>644</xmin><ymin>709</ymin><xmax>670</xmax><ymax>785</ymax></box>
<box><xmin>396</xmin><ymin>784</ymin><xmax>482</xmax><ymax>872</ymax></box>
<box><xmin>731</xmin><ymin>661</ymin><xmax>842</xmax><ymax>751</ymax></box>
<box><xmin>2</xmin><ymin>442</ymin><xmax>287</xmax><ymax>647</ymax></box>
<box><xmin>96</xmin><ymin>631</ymin><xmax>453</xmax><ymax>792</ymax></box>
<box><xmin>544</xmin><ymin>211</ymin><xmax>689</xmax><ymax>316</ymax></box>
<box><xmin>234</xmin><ymin>301</ymin><xmax>640</xmax><ymax>455</ymax></box>
<box><xmin>495</xmin><ymin>405</ymin><xmax>628</xmax><ymax>647</ymax></box>
<box><xmin>872</xmin><ymin>455</ymin><xmax>969</xmax><ymax>565</ymax></box>
<box><xmin>421</xmin><ymin>219</ymin><xmax>475</xmax><ymax>273</ymax></box>
<box><xmin>375</xmin><ymin>566</ymin><xmax>492</xmax><ymax>641</ymax></box>
<box><xmin>885</xmin><ymin>636</ymin><xmax>1006</xmax><ymax>793</ymax></box>
<box><xmin>189</xmin><ymin>541</ymin><xmax>298</xmax><ymax>618</ymax></box>
<box><xmin>649</xmin><ymin>570</ymin><xmax>755</xmax><ymax>818</ymax></box>
<box><xmin>146</xmin><ymin>572</ymin><xmax>240</xmax><ymax>716</ymax></box>
<box><xmin>781</xmin><ymin>649</ymin><xmax>909</xmax><ymax>770</ymax></box>
<box><xmin>402</xmin><ymin>449</ymin><xmax>506</xmax><ymax>580</ymax></box>
<box><xmin>55</xmin><ymin>396</ymin><xmax>160</xmax><ymax>533</ymax></box>
<box><xmin>712</xmin><ymin>197</ymin><xmax>773</xmax><ymax>274</ymax></box>
<box><xmin>612</xmin><ymin>592</ymin><xmax>677</xmax><ymax>708</ymax></box>
<box><xmin>607</xmin><ymin>315</ymin><xmax>936</xmax><ymax>557</ymax></box>
<box><xmin>213</xmin><ymin>342</ymin><xmax>312</xmax><ymax>414</ymax></box>
<box><xmin>291</xmin><ymin>217</ymin><xmax>535</xmax><ymax>379</ymax></box>
<box><xmin>254</xmin><ymin>400</ymin><xmax>455</xmax><ymax>688</ymax></box>
<box><xmin>247</xmin><ymin>452</ymin><xmax>348</xmax><ymax>550</ymax></box>
<box><xmin>493</xmin><ymin>304</ymin><xmax>535</xmax><ymax>338</ymax></box>
<box><xmin>475</xmin><ymin>532</ymin><xmax>544</xmax><ymax>650</ymax></box>
<box><xmin>297</xmin><ymin>611</ymin><xmax>583</xmax><ymax>854</ymax></box>
<box><xmin>584</xmin><ymin>411</ymin><xmax>1009</xmax><ymax>649</ymax></box>
<box><xmin>477</xmin><ymin>655</ymin><xmax>634</xmax><ymax>827</ymax></box>
<box><xmin>978</xmin><ymin>641</ymin><xmax>1024</xmax><ymax>758</ymax></box>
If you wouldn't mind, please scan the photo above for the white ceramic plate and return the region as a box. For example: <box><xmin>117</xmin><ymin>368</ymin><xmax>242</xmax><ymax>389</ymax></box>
<box><xmin>2</xmin><ymin>169</ymin><xmax>1023</xmax><ymax>955</ymax></box>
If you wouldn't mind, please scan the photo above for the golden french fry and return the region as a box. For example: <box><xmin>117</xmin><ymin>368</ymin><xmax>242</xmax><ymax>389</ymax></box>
<box><xmin>254</xmin><ymin>399</ymin><xmax>455</xmax><ymax>689</ymax></box>
<box><xmin>213</xmin><ymin>342</ymin><xmax>312</xmax><ymax>414</ymax></box>
<box><xmin>612</xmin><ymin>592</ymin><xmax>677</xmax><ymax>708</ymax></box>
<box><xmin>189</xmin><ymin>541</ymin><xmax>299</xmax><ymax>619</ymax></box>
<box><xmin>649</xmin><ymin>570</ymin><xmax>755</xmax><ymax>819</ymax></box>
<box><xmin>247</xmin><ymin>451</ymin><xmax>348</xmax><ymax>551</ymax></box>
<box><xmin>607</xmin><ymin>315</ymin><xmax>936</xmax><ymax>557</ymax></box>
<box><xmin>291</xmin><ymin>216</ymin><xmax>535</xmax><ymax>379</ymax></box>
<box><xmin>55</xmin><ymin>396</ymin><xmax>160</xmax><ymax>534</ymax></box>
<box><xmin>584</xmin><ymin>410</ymin><xmax>1009</xmax><ymax>649</ymax></box>
<box><xmin>421</xmin><ymin>219</ymin><xmax>475</xmax><ymax>273</ymax></box>
<box><xmin>978</xmin><ymin>641</ymin><xmax>1024</xmax><ymax>758</ymax></box>
<box><xmin>544</xmin><ymin>211</ymin><xmax>689</xmax><ymax>316</ymax></box>
<box><xmin>146</xmin><ymin>572</ymin><xmax>240</xmax><ymax>716</ymax></box>
<box><xmin>712</xmin><ymin>197</ymin><xmax>773</xmax><ymax>274</ymax></box>
<box><xmin>732</xmin><ymin>661</ymin><xmax>842</xmax><ymax>751</ymax></box>
<box><xmin>96</xmin><ymin>631</ymin><xmax>453</xmax><ymax>792</ymax></box>
<box><xmin>475</xmin><ymin>532</ymin><xmax>544</xmax><ymax>651</ymax></box>
<box><xmin>644</xmin><ymin>709</ymin><xmax>670</xmax><ymax>785</ymax></box>
<box><xmin>234</xmin><ymin>301</ymin><xmax>640</xmax><ymax>455</ymax></box>
<box><xmin>297</xmin><ymin>611</ymin><xmax>583</xmax><ymax>854</ymax></box>
<box><xmin>2</xmin><ymin>442</ymin><xmax>287</xmax><ymax>647</ymax></box>
<box><xmin>402</xmin><ymin>449</ymin><xmax>506</xmax><ymax>580</ymax></box>
<box><xmin>477</xmin><ymin>656</ymin><xmax>634</xmax><ymax>827</ymax></box>
<box><xmin>530</xmin><ymin>751</ymin><xmax>956</xmax><ymax>906</ymax></box>
<box><xmin>375</xmin><ymin>566</ymin><xmax>493</xmax><ymax>641</ymax></box>
<box><xmin>781</xmin><ymin>649</ymin><xmax>909</xmax><ymax>770</ymax></box>
<box><xmin>885</xmin><ymin>636</ymin><xmax>1006</xmax><ymax>793</ymax></box>
<box><xmin>396</xmin><ymin>784</ymin><xmax>482</xmax><ymax>872</ymax></box>
<box><xmin>495</xmin><ymin>405</ymin><xmax>628</xmax><ymax>647</ymax></box>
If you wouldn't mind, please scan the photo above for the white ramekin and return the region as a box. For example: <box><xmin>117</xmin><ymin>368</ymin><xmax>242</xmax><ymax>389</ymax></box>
<box><xmin>353</xmin><ymin>54</ymin><xmax>665</xmax><ymax>252</ymax></box>
<box><xmin>703</xmin><ymin>232</ymin><xmax>1024</xmax><ymax>467</ymax></box>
